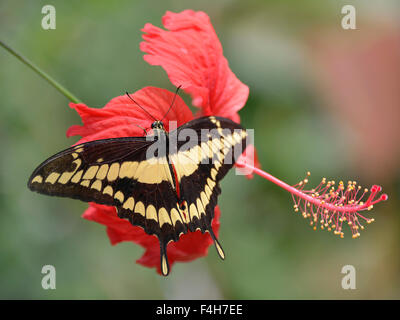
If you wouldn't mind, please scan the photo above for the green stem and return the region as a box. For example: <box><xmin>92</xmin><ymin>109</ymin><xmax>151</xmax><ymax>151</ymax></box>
<box><xmin>0</xmin><ymin>40</ymin><xmax>82</xmax><ymax>104</ymax></box>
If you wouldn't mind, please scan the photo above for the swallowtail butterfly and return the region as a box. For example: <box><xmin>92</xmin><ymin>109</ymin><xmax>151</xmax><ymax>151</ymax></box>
<box><xmin>28</xmin><ymin>109</ymin><xmax>247</xmax><ymax>276</ymax></box>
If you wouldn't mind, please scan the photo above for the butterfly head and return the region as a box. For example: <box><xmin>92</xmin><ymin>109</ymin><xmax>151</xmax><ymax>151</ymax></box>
<box><xmin>151</xmin><ymin>120</ymin><xmax>165</xmax><ymax>130</ymax></box>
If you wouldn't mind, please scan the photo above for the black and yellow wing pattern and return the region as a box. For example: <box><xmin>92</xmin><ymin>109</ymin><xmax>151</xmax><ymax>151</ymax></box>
<box><xmin>28</xmin><ymin>116</ymin><xmax>248</xmax><ymax>275</ymax></box>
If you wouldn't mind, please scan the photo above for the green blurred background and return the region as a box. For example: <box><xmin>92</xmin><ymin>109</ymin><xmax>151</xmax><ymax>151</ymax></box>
<box><xmin>1</xmin><ymin>0</ymin><xmax>399</xmax><ymax>299</ymax></box>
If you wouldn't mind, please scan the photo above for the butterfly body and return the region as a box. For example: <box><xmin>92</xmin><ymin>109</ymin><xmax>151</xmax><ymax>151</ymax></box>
<box><xmin>28</xmin><ymin>116</ymin><xmax>247</xmax><ymax>275</ymax></box>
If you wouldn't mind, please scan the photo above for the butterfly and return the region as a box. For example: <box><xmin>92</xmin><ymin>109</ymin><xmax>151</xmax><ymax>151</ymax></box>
<box><xmin>28</xmin><ymin>91</ymin><xmax>248</xmax><ymax>276</ymax></box>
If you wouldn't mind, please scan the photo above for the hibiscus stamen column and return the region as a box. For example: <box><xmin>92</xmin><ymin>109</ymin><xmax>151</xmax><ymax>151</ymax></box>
<box><xmin>236</xmin><ymin>161</ymin><xmax>388</xmax><ymax>238</ymax></box>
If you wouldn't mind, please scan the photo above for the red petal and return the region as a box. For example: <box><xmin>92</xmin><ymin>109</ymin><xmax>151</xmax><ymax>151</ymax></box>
<box><xmin>66</xmin><ymin>86</ymin><xmax>193</xmax><ymax>143</ymax></box>
<box><xmin>82</xmin><ymin>203</ymin><xmax>221</xmax><ymax>275</ymax></box>
<box><xmin>141</xmin><ymin>10</ymin><xmax>249</xmax><ymax>122</ymax></box>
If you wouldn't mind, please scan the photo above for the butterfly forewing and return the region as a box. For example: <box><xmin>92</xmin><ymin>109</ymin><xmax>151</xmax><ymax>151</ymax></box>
<box><xmin>28</xmin><ymin>137</ymin><xmax>153</xmax><ymax>204</ymax></box>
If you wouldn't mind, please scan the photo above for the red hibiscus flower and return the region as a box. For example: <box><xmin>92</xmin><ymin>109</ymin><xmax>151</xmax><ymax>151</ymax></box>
<box><xmin>65</xmin><ymin>10</ymin><xmax>388</xmax><ymax>276</ymax></box>
<box><xmin>67</xmin><ymin>10</ymin><xmax>251</xmax><ymax>275</ymax></box>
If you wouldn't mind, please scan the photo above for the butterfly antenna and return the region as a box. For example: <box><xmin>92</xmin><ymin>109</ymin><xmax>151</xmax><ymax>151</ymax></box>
<box><xmin>161</xmin><ymin>85</ymin><xmax>182</xmax><ymax>122</ymax></box>
<box><xmin>125</xmin><ymin>92</ymin><xmax>157</xmax><ymax>121</ymax></box>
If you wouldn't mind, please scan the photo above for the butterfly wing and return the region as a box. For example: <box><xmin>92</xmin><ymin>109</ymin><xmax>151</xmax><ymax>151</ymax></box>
<box><xmin>28</xmin><ymin>137</ymin><xmax>154</xmax><ymax>203</ymax></box>
<box><xmin>169</xmin><ymin>116</ymin><xmax>248</xmax><ymax>260</ymax></box>
<box><xmin>28</xmin><ymin>135</ymin><xmax>188</xmax><ymax>276</ymax></box>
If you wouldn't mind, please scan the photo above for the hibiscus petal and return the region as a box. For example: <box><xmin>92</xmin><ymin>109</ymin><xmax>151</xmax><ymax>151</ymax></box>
<box><xmin>82</xmin><ymin>203</ymin><xmax>221</xmax><ymax>275</ymax></box>
<box><xmin>66</xmin><ymin>86</ymin><xmax>193</xmax><ymax>143</ymax></box>
<box><xmin>141</xmin><ymin>10</ymin><xmax>249</xmax><ymax>122</ymax></box>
